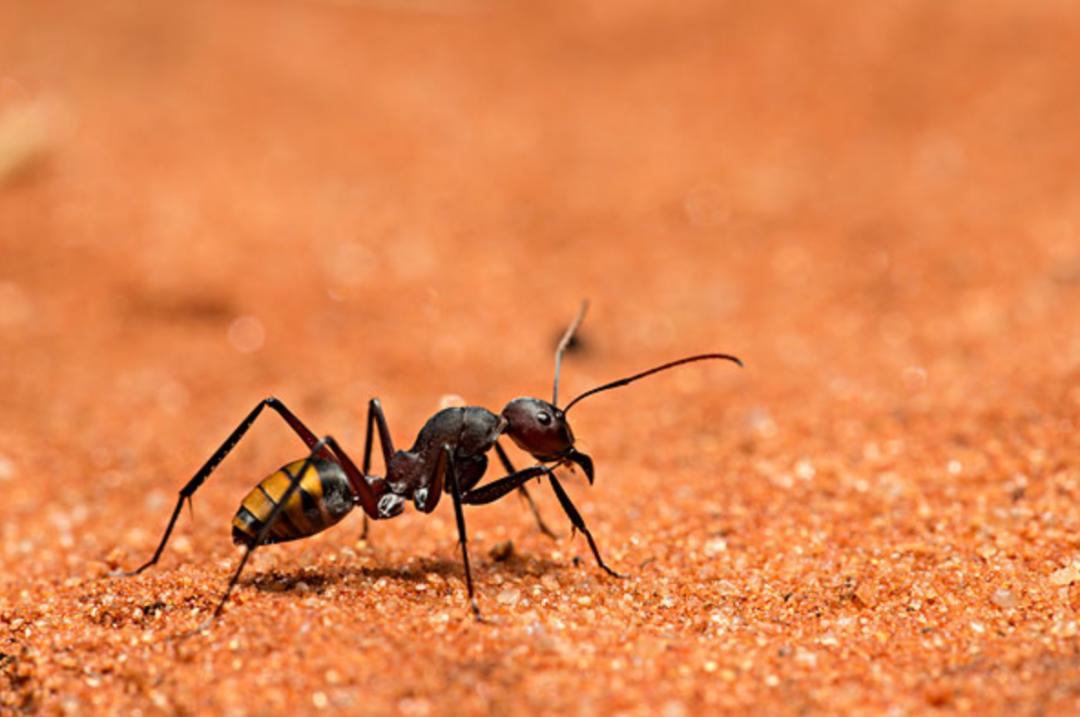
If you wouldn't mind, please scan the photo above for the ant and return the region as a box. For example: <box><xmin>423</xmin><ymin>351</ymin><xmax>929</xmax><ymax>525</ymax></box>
<box><xmin>120</xmin><ymin>303</ymin><xmax>742</xmax><ymax>622</ymax></box>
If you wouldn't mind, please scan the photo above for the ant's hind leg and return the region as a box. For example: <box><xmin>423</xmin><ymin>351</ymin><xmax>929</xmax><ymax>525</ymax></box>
<box><xmin>121</xmin><ymin>397</ymin><xmax>328</xmax><ymax>577</ymax></box>
<box><xmin>207</xmin><ymin>437</ymin><xmax>332</xmax><ymax>624</ymax></box>
<box><xmin>494</xmin><ymin>442</ymin><xmax>560</xmax><ymax>539</ymax></box>
<box><xmin>547</xmin><ymin>475</ymin><xmax>624</xmax><ymax>579</ymax></box>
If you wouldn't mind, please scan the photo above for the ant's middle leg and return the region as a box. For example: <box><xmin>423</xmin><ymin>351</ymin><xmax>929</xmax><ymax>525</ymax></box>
<box><xmin>122</xmin><ymin>397</ymin><xmax>329</xmax><ymax>576</ymax></box>
<box><xmin>359</xmin><ymin>398</ymin><xmax>396</xmax><ymax>541</ymax></box>
<box><xmin>441</xmin><ymin>444</ymin><xmax>482</xmax><ymax>619</ymax></box>
<box><xmin>494</xmin><ymin>442</ymin><xmax>559</xmax><ymax>539</ymax></box>
<box><xmin>362</xmin><ymin>398</ymin><xmax>395</xmax><ymax>473</ymax></box>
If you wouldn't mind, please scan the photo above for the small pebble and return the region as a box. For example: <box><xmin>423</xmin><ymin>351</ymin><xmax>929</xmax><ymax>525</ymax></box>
<box><xmin>854</xmin><ymin>582</ymin><xmax>876</xmax><ymax>608</ymax></box>
<box><xmin>661</xmin><ymin>699</ymin><xmax>688</xmax><ymax>717</ymax></box>
<box><xmin>794</xmin><ymin>459</ymin><xmax>815</xmax><ymax>480</ymax></box>
<box><xmin>991</xmin><ymin>588</ymin><xmax>1016</xmax><ymax>609</ymax></box>
<box><xmin>1050</xmin><ymin>563</ymin><xmax>1080</xmax><ymax>586</ymax></box>
<box><xmin>397</xmin><ymin>697</ymin><xmax>431</xmax><ymax>716</ymax></box>
<box><xmin>704</xmin><ymin>538</ymin><xmax>727</xmax><ymax>556</ymax></box>
<box><xmin>497</xmin><ymin>587</ymin><xmax>521</xmax><ymax>606</ymax></box>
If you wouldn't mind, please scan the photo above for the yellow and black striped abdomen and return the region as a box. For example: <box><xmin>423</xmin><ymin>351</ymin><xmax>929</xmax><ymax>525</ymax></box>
<box><xmin>231</xmin><ymin>458</ymin><xmax>355</xmax><ymax>547</ymax></box>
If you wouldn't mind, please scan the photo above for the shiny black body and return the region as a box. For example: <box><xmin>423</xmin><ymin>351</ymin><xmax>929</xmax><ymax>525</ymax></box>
<box><xmin>383</xmin><ymin>406</ymin><xmax>505</xmax><ymax>515</ymax></box>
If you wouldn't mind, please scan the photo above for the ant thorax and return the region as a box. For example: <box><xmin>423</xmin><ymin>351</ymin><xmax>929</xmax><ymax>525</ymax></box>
<box><xmin>409</xmin><ymin>406</ymin><xmax>505</xmax><ymax>458</ymax></box>
<box><xmin>379</xmin><ymin>406</ymin><xmax>506</xmax><ymax>512</ymax></box>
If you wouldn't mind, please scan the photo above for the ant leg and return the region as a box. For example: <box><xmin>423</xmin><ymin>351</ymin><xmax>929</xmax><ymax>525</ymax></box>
<box><xmin>122</xmin><ymin>397</ymin><xmax>328</xmax><ymax>576</ymax></box>
<box><xmin>494</xmin><ymin>442</ymin><xmax>560</xmax><ymax>539</ymax></box>
<box><xmin>360</xmin><ymin>398</ymin><xmax>396</xmax><ymax>541</ymax></box>
<box><xmin>319</xmin><ymin>435</ymin><xmax>383</xmax><ymax>518</ymax></box>
<box><xmin>461</xmin><ymin>465</ymin><xmax>552</xmax><ymax>505</ymax></box>
<box><xmin>442</xmin><ymin>444</ymin><xmax>481</xmax><ymax>619</ymax></box>
<box><xmin>548</xmin><ymin>475</ymin><xmax>625</xmax><ymax>579</ymax></box>
<box><xmin>207</xmin><ymin>437</ymin><xmax>331</xmax><ymax>623</ymax></box>
<box><xmin>466</xmin><ymin>467</ymin><xmax>620</xmax><ymax>577</ymax></box>
<box><xmin>362</xmin><ymin>398</ymin><xmax>395</xmax><ymax>472</ymax></box>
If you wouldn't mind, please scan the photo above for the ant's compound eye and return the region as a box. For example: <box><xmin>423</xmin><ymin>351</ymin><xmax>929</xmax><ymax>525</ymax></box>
<box><xmin>536</xmin><ymin>411</ymin><xmax>552</xmax><ymax>426</ymax></box>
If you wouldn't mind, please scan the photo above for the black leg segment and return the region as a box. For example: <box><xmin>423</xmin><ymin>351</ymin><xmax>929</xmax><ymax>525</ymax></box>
<box><xmin>122</xmin><ymin>397</ymin><xmax>326</xmax><ymax>576</ymax></box>
<box><xmin>493</xmin><ymin>442</ymin><xmax>559</xmax><ymax>539</ymax></box>
<box><xmin>461</xmin><ymin>465</ymin><xmax>551</xmax><ymax>505</ymax></box>
<box><xmin>548</xmin><ymin>475</ymin><xmax>624</xmax><ymax>578</ymax></box>
<box><xmin>362</xmin><ymin>398</ymin><xmax>395</xmax><ymax>474</ymax></box>
<box><xmin>443</xmin><ymin>444</ymin><xmax>481</xmax><ymax>619</ymax></box>
<box><xmin>360</xmin><ymin>398</ymin><xmax>396</xmax><ymax>541</ymax></box>
<box><xmin>208</xmin><ymin>436</ymin><xmax>332</xmax><ymax>622</ymax></box>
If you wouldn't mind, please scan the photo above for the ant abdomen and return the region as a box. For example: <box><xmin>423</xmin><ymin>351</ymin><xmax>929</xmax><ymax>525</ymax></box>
<box><xmin>231</xmin><ymin>458</ymin><xmax>354</xmax><ymax>547</ymax></box>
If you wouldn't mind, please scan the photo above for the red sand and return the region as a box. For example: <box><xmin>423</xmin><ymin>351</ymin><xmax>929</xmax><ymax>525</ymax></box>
<box><xmin>2</xmin><ymin>1</ymin><xmax>1079</xmax><ymax>714</ymax></box>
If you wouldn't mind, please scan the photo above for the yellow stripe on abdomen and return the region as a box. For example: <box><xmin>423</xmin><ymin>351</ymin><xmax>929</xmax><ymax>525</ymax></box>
<box><xmin>231</xmin><ymin>458</ymin><xmax>350</xmax><ymax>546</ymax></box>
<box><xmin>232</xmin><ymin>460</ymin><xmax>336</xmax><ymax>544</ymax></box>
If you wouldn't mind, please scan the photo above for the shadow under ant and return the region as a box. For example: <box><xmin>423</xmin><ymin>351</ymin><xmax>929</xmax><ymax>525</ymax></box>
<box><xmin>241</xmin><ymin>552</ymin><xmax>566</xmax><ymax>595</ymax></box>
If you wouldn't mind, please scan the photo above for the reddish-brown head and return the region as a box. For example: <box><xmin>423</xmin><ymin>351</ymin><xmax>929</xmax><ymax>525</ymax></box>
<box><xmin>499</xmin><ymin>301</ymin><xmax>742</xmax><ymax>485</ymax></box>
<box><xmin>500</xmin><ymin>397</ymin><xmax>594</xmax><ymax>482</ymax></box>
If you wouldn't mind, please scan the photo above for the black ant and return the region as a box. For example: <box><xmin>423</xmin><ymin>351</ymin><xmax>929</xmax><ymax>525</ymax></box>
<box><xmin>120</xmin><ymin>303</ymin><xmax>742</xmax><ymax>621</ymax></box>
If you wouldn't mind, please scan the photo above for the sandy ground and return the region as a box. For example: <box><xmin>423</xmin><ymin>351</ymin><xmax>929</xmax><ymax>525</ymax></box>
<box><xmin>2</xmin><ymin>1</ymin><xmax>1080</xmax><ymax>714</ymax></box>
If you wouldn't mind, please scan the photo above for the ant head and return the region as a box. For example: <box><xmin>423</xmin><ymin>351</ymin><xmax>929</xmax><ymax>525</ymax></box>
<box><xmin>502</xmin><ymin>301</ymin><xmax>742</xmax><ymax>485</ymax></box>
<box><xmin>500</xmin><ymin>397</ymin><xmax>594</xmax><ymax>483</ymax></box>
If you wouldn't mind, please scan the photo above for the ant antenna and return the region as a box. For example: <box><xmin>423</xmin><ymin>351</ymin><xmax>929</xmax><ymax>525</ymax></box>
<box><xmin>563</xmin><ymin>353</ymin><xmax>743</xmax><ymax>413</ymax></box>
<box><xmin>552</xmin><ymin>300</ymin><xmax>589</xmax><ymax>407</ymax></box>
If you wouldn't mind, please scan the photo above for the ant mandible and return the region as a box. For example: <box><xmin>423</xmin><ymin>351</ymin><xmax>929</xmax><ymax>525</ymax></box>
<box><xmin>120</xmin><ymin>302</ymin><xmax>742</xmax><ymax>621</ymax></box>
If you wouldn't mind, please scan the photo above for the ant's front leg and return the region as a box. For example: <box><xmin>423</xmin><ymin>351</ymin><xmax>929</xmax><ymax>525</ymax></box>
<box><xmin>460</xmin><ymin>464</ymin><xmax>552</xmax><ymax>506</ymax></box>
<box><xmin>359</xmin><ymin>398</ymin><xmax>396</xmax><ymax>541</ymax></box>
<box><xmin>462</xmin><ymin>466</ymin><xmax>623</xmax><ymax>578</ymax></box>
<box><xmin>547</xmin><ymin>475</ymin><xmax>624</xmax><ymax>579</ymax></box>
<box><xmin>493</xmin><ymin>442</ymin><xmax>560</xmax><ymax>539</ymax></box>
<box><xmin>121</xmin><ymin>397</ymin><xmax>330</xmax><ymax>576</ymax></box>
